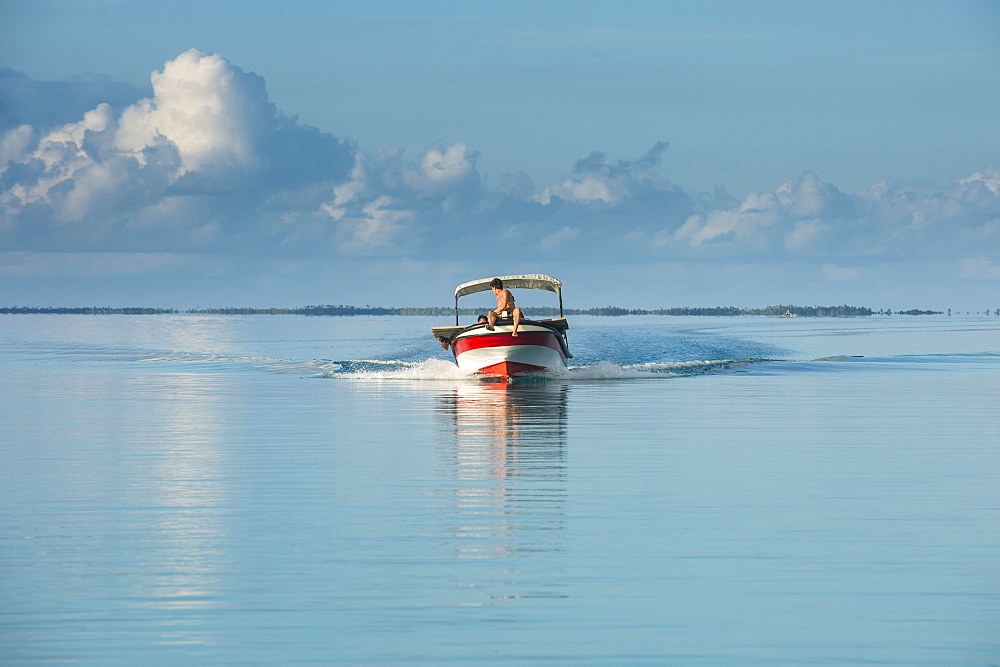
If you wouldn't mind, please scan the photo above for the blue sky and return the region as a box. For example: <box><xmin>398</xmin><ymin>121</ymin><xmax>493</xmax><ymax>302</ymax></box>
<box><xmin>1</xmin><ymin>0</ymin><xmax>998</xmax><ymax>309</ymax></box>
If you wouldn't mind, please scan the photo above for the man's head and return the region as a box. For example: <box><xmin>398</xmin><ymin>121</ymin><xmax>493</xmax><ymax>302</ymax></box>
<box><xmin>490</xmin><ymin>278</ymin><xmax>503</xmax><ymax>291</ymax></box>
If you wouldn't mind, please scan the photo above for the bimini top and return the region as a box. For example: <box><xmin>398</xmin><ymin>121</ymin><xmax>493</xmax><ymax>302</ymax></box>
<box><xmin>450</xmin><ymin>274</ymin><xmax>563</xmax><ymax>324</ymax></box>
<box><xmin>454</xmin><ymin>274</ymin><xmax>562</xmax><ymax>299</ymax></box>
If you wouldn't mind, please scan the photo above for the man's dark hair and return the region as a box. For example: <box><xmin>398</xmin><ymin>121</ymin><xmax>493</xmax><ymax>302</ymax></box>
<box><xmin>490</xmin><ymin>278</ymin><xmax>503</xmax><ymax>290</ymax></box>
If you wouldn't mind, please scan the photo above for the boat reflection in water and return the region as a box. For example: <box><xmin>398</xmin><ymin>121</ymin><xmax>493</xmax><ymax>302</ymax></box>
<box><xmin>435</xmin><ymin>381</ymin><xmax>569</xmax><ymax>601</ymax></box>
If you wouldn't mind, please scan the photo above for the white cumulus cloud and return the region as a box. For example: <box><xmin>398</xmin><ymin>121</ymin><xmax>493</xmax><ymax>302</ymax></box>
<box><xmin>676</xmin><ymin>171</ymin><xmax>849</xmax><ymax>247</ymax></box>
<box><xmin>960</xmin><ymin>166</ymin><xmax>1000</xmax><ymax>196</ymax></box>
<box><xmin>536</xmin><ymin>175</ymin><xmax>617</xmax><ymax>205</ymax></box>
<box><xmin>0</xmin><ymin>49</ymin><xmax>353</xmax><ymax>252</ymax></box>
<box><xmin>114</xmin><ymin>49</ymin><xmax>271</xmax><ymax>176</ymax></box>
<box><xmin>404</xmin><ymin>141</ymin><xmax>477</xmax><ymax>195</ymax></box>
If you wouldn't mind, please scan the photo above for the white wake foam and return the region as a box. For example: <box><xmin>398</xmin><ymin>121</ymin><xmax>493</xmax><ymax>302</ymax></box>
<box><xmin>327</xmin><ymin>357</ymin><xmax>755</xmax><ymax>381</ymax></box>
<box><xmin>557</xmin><ymin>360</ymin><xmax>661</xmax><ymax>379</ymax></box>
<box><xmin>330</xmin><ymin>358</ymin><xmax>475</xmax><ymax>380</ymax></box>
<box><xmin>552</xmin><ymin>359</ymin><xmax>747</xmax><ymax>380</ymax></box>
<box><xmin>632</xmin><ymin>359</ymin><xmax>743</xmax><ymax>372</ymax></box>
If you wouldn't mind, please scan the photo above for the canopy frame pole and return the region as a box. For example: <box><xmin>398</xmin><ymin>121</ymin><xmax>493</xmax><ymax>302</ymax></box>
<box><xmin>454</xmin><ymin>295</ymin><xmax>459</xmax><ymax>325</ymax></box>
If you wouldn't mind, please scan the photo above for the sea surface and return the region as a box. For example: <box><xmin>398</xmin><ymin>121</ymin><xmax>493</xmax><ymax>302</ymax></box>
<box><xmin>1</xmin><ymin>313</ymin><xmax>998</xmax><ymax>664</ymax></box>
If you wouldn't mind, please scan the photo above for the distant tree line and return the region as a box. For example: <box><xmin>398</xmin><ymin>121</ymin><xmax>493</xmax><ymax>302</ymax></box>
<box><xmin>553</xmin><ymin>305</ymin><xmax>878</xmax><ymax>317</ymax></box>
<box><xmin>1</xmin><ymin>304</ymin><xmax>961</xmax><ymax>316</ymax></box>
<box><xmin>0</xmin><ymin>306</ymin><xmax>179</xmax><ymax>314</ymax></box>
<box><xmin>188</xmin><ymin>305</ymin><xmax>455</xmax><ymax>316</ymax></box>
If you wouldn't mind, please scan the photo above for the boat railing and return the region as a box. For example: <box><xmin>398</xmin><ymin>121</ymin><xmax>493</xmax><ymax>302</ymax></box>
<box><xmin>433</xmin><ymin>317</ymin><xmax>570</xmax><ymax>351</ymax></box>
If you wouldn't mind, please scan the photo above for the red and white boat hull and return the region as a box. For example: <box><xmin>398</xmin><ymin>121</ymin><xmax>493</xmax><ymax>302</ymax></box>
<box><xmin>451</xmin><ymin>323</ymin><xmax>568</xmax><ymax>378</ymax></box>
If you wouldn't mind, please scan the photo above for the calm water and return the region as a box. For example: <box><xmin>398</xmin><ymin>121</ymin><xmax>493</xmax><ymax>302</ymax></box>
<box><xmin>1</xmin><ymin>314</ymin><xmax>998</xmax><ymax>663</ymax></box>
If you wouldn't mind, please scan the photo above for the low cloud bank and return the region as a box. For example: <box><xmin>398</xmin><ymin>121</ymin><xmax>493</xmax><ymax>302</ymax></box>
<box><xmin>1</xmin><ymin>49</ymin><xmax>997</xmax><ymax>297</ymax></box>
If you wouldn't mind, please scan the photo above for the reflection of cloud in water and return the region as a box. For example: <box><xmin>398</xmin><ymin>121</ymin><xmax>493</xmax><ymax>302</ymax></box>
<box><xmin>436</xmin><ymin>382</ymin><xmax>569</xmax><ymax>600</ymax></box>
<box><xmin>118</xmin><ymin>372</ymin><xmax>232</xmax><ymax>637</ymax></box>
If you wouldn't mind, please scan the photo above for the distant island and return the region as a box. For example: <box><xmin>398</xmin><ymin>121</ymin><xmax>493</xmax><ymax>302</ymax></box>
<box><xmin>0</xmin><ymin>305</ymin><xmax>965</xmax><ymax>317</ymax></box>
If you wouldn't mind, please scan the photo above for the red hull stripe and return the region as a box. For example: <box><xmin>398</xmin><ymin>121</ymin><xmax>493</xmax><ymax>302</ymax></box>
<box><xmin>452</xmin><ymin>331</ymin><xmax>564</xmax><ymax>356</ymax></box>
<box><xmin>478</xmin><ymin>360</ymin><xmax>547</xmax><ymax>378</ymax></box>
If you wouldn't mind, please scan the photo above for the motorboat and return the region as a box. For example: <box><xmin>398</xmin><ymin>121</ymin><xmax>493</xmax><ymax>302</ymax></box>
<box><xmin>432</xmin><ymin>274</ymin><xmax>572</xmax><ymax>379</ymax></box>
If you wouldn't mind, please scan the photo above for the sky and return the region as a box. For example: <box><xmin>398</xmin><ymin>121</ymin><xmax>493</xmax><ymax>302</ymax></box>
<box><xmin>1</xmin><ymin>0</ymin><xmax>998</xmax><ymax>310</ymax></box>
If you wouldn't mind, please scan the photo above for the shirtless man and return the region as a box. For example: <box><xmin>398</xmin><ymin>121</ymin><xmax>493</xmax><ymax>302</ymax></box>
<box><xmin>486</xmin><ymin>277</ymin><xmax>523</xmax><ymax>336</ymax></box>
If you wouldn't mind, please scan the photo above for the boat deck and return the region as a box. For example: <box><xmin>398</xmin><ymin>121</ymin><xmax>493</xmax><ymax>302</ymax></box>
<box><xmin>432</xmin><ymin>317</ymin><xmax>568</xmax><ymax>345</ymax></box>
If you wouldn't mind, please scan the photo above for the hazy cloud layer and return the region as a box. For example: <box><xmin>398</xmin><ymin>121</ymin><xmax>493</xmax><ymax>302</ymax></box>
<box><xmin>1</xmin><ymin>49</ymin><xmax>998</xmax><ymax>306</ymax></box>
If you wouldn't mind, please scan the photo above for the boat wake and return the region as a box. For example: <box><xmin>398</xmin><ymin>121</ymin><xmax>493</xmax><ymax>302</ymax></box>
<box><xmin>323</xmin><ymin>357</ymin><xmax>773</xmax><ymax>381</ymax></box>
<box><xmin>132</xmin><ymin>351</ymin><xmax>345</xmax><ymax>375</ymax></box>
<box><xmin>565</xmin><ymin>358</ymin><xmax>771</xmax><ymax>378</ymax></box>
<box><xmin>10</xmin><ymin>335</ymin><xmax>771</xmax><ymax>380</ymax></box>
<box><xmin>327</xmin><ymin>358</ymin><xmax>473</xmax><ymax>380</ymax></box>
